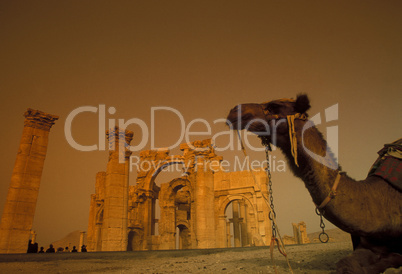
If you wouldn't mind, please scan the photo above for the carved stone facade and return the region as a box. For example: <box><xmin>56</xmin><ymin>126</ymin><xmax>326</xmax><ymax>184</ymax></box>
<box><xmin>87</xmin><ymin>138</ymin><xmax>273</xmax><ymax>251</ymax></box>
<box><xmin>0</xmin><ymin>109</ymin><xmax>58</xmax><ymax>254</ymax></box>
<box><xmin>282</xmin><ymin>221</ymin><xmax>310</xmax><ymax>245</ymax></box>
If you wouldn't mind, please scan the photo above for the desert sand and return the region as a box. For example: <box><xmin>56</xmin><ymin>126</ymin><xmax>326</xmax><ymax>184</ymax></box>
<box><xmin>0</xmin><ymin>241</ymin><xmax>357</xmax><ymax>274</ymax></box>
<box><xmin>1</xmin><ymin>229</ymin><xmax>401</xmax><ymax>274</ymax></box>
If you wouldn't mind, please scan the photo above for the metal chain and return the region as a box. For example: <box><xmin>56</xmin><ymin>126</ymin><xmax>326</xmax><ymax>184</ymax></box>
<box><xmin>315</xmin><ymin>208</ymin><xmax>329</xmax><ymax>243</ymax></box>
<box><xmin>265</xmin><ymin>145</ymin><xmax>277</xmax><ymax>238</ymax></box>
<box><xmin>260</xmin><ymin>137</ymin><xmax>293</xmax><ymax>274</ymax></box>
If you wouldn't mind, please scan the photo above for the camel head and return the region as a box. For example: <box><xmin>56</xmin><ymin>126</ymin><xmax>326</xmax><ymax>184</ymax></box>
<box><xmin>226</xmin><ymin>94</ymin><xmax>311</xmax><ymax>145</ymax></box>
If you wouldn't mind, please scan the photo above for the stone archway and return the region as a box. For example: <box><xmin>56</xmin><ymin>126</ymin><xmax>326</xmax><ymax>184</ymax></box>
<box><xmin>217</xmin><ymin>195</ymin><xmax>259</xmax><ymax>248</ymax></box>
<box><xmin>127</xmin><ymin>230</ymin><xmax>143</xmax><ymax>251</ymax></box>
<box><xmin>176</xmin><ymin>224</ymin><xmax>191</xmax><ymax>250</ymax></box>
<box><xmin>131</xmin><ymin>149</ymin><xmax>188</xmax><ymax>250</ymax></box>
<box><xmin>158</xmin><ymin>178</ymin><xmax>192</xmax><ymax>250</ymax></box>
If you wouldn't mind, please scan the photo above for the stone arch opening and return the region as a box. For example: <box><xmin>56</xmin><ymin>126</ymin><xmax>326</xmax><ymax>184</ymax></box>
<box><xmin>151</xmin><ymin>160</ymin><xmax>186</xmax><ymax>238</ymax></box>
<box><xmin>147</xmin><ymin>158</ymin><xmax>186</xmax><ymax>191</ymax></box>
<box><xmin>225</xmin><ymin>200</ymin><xmax>247</xmax><ymax>247</ymax></box>
<box><xmin>176</xmin><ymin>224</ymin><xmax>191</xmax><ymax>250</ymax></box>
<box><xmin>158</xmin><ymin>178</ymin><xmax>192</xmax><ymax>250</ymax></box>
<box><xmin>127</xmin><ymin>230</ymin><xmax>143</xmax><ymax>251</ymax></box>
<box><xmin>219</xmin><ymin>195</ymin><xmax>256</xmax><ymax>248</ymax></box>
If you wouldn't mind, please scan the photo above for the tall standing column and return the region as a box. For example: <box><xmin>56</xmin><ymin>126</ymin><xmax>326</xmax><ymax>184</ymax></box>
<box><xmin>0</xmin><ymin>109</ymin><xmax>58</xmax><ymax>254</ymax></box>
<box><xmin>101</xmin><ymin>127</ymin><xmax>133</xmax><ymax>251</ymax></box>
<box><xmin>194</xmin><ymin>158</ymin><xmax>215</xmax><ymax>248</ymax></box>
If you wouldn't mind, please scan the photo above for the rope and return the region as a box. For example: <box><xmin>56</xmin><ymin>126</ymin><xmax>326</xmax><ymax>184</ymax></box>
<box><xmin>287</xmin><ymin>115</ymin><xmax>299</xmax><ymax>167</ymax></box>
<box><xmin>286</xmin><ymin>113</ymin><xmax>307</xmax><ymax>167</ymax></box>
<box><xmin>237</xmin><ymin>130</ymin><xmax>293</xmax><ymax>274</ymax></box>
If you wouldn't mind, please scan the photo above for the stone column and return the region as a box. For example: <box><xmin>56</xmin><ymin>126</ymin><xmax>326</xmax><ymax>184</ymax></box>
<box><xmin>299</xmin><ymin>222</ymin><xmax>310</xmax><ymax>244</ymax></box>
<box><xmin>86</xmin><ymin>194</ymin><xmax>96</xmax><ymax>251</ymax></box>
<box><xmin>226</xmin><ymin>221</ymin><xmax>231</xmax><ymax>247</ymax></box>
<box><xmin>194</xmin><ymin>158</ymin><xmax>215</xmax><ymax>248</ymax></box>
<box><xmin>240</xmin><ymin>201</ymin><xmax>248</xmax><ymax>246</ymax></box>
<box><xmin>217</xmin><ymin>215</ymin><xmax>227</xmax><ymax>248</ymax></box>
<box><xmin>0</xmin><ymin>109</ymin><xmax>58</xmax><ymax>254</ymax></box>
<box><xmin>101</xmin><ymin>127</ymin><xmax>133</xmax><ymax>251</ymax></box>
<box><xmin>231</xmin><ymin>201</ymin><xmax>241</xmax><ymax>247</ymax></box>
<box><xmin>292</xmin><ymin>223</ymin><xmax>301</xmax><ymax>244</ymax></box>
<box><xmin>87</xmin><ymin>171</ymin><xmax>106</xmax><ymax>251</ymax></box>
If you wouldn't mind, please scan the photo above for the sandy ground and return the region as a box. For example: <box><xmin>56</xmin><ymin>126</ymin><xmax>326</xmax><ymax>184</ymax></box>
<box><xmin>1</xmin><ymin>241</ymin><xmax>401</xmax><ymax>274</ymax></box>
<box><xmin>0</xmin><ymin>241</ymin><xmax>354</xmax><ymax>274</ymax></box>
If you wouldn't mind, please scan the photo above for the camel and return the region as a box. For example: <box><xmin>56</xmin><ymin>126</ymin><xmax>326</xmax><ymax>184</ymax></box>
<box><xmin>226</xmin><ymin>94</ymin><xmax>402</xmax><ymax>273</ymax></box>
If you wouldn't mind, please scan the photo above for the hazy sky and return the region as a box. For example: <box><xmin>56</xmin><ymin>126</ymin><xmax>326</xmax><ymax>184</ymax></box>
<box><xmin>0</xmin><ymin>1</ymin><xmax>401</xmax><ymax>247</ymax></box>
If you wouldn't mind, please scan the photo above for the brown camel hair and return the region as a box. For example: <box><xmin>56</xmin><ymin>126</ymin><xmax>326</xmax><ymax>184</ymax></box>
<box><xmin>226</xmin><ymin>94</ymin><xmax>402</xmax><ymax>273</ymax></box>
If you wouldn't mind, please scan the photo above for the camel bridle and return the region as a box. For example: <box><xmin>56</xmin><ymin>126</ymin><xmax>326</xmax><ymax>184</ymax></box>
<box><xmin>259</xmin><ymin>104</ymin><xmax>307</xmax><ymax>167</ymax></box>
<box><xmin>258</xmin><ymin>103</ymin><xmax>344</xmax><ymax>243</ymax></box>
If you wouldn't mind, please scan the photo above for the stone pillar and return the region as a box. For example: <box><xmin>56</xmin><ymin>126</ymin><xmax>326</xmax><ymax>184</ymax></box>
<box><xmin>240</xmin><ymin>201</ymin><xmax>248</xmax><ymax>246</ymax></box>
<box><xmin>231</xmin><ymin>201</ymin><xmax>241</xmax><ymax>247</ymax></box>
<box><xmin>299</xmin><ymin>222</ymin><xmax>310</xmax><ymax>244</ymax></box>
<box><xmin>217</xmin><ymin>215</ymin><xmax>227</xmax><ymax>248</ymax></box>
<box><xmin>87</xmin><ymin>194</ymin><xmax>96</xmax><ymax>251</ymax></box>
<box><xmin>226</xmin><ymin>221</ymin><xmax>231</xmax><ymax>247</ymax></box>
<box><xmin>101</xmin><ymin>127</ymin><xmax>133</xmax><ymax>251</ymax></box>
<box><xmin>292</xmin><ymin>223</ymin><xmax>301</xmax><ymax>244</ymax></box>
<box><xmin>194</xmin><ymin>158</ymin><xmax>215</xmax><ymax>248</ymax></box>
<box><xmin>87</xmin><ymin>171</ymin><xmax>106</xmax><ymax>251</ymax></box>
<box><xmin>0</xmin><ymin>109</ymin><xmax>58</xmax><ymax>254</ymax></box>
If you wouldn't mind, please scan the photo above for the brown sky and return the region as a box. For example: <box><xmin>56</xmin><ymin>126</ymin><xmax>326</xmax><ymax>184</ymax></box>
<box><xmin>0</xmin><ymin>1</ymin><xmax>401</xmax><ymax>247</ymax></box>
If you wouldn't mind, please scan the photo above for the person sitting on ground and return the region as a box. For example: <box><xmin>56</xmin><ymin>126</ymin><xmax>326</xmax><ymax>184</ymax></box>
<box><xmin>38</xmin><ymin>247</ymin><xmax>45</xmax><ymax>253</ymax></box>
<box><xmin>45</xmin><ymin>244</ymin><xmax>55</xmax><ymax>253</ymax></box>
<box><xmin>64</xmin><ymin>246</ymin><xmax>69</xmax><ymax>252</ymax></box>
<box><xmin>81</xmin><ymin>245</ymin><xmax>87</xmax><ymax>252</ymax></box>
<box><xmin>71</xmin><ymin>246</ymin><xmax>78</xmax><ymax>252</ymax></box>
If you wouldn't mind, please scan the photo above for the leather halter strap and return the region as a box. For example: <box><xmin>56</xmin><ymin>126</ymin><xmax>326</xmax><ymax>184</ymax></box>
<box><xmin>316</xmin><ymin>172</ymin><xmax>343</xmax><ymax>211</ymax></box>
<box><xmin>259</xmin><ymin>103</ymin><xmax>308</xmax><ymax>121</ymax></box>
<box><xmin>259</xmin><ymin>104</ymin><xmax>307</xmax><ymax>167</ymax></box>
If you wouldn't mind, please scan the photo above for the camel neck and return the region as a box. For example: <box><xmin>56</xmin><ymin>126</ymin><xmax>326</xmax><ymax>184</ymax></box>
<box><xmin>278</xmin><ymin>120</ymin><xmax>341</xmax><ymax>206</ymax></box>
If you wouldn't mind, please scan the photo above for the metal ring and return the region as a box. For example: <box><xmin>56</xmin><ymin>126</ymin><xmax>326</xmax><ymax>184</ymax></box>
<box><xmin>319</xmin><ymin>232</ymin><xmax>329</xmax><ymax>243</ymax></box>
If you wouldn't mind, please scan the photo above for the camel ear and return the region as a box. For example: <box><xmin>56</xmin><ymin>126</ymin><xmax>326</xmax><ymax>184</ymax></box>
<box><xmin>295</xmin><ymin>94</ymin><xmax>311</xmax><ymax>113</ymax></box>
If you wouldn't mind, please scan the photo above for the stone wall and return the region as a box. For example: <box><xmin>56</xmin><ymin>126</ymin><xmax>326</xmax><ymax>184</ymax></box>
<box><xmin>87</xmin><ymin>138</ymin><xmax>274</xmax><ymax>251</ymax></box>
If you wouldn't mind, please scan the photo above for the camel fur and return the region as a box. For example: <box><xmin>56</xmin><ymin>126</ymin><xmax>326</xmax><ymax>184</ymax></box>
<box><xmin>226</xmin><ymin>94</ymin><xmax>402</xmax><ymax>273</ymax></box>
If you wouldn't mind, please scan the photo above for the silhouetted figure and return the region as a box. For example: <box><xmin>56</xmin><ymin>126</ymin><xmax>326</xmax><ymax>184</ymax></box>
<box><xmin>33</xmin><ymin>242</ymin><xmax>38</xmax><ymax>253</ymax></box>
<box><xmin>81</xmin><ymin>245</ymin><xmax>87</xmax><ymax>252</ymax></box>
<box><xmin>27</xmin><ymin>240</ymin><xmax>38</xmax><ymax>253</ymax></box>
<box><xmin>64</xmin><ymin>246</ymin><xmax>69</xmax><ymax>252</ymax></box>
<box><xmin>27</xmin><ymin>240</ymin><xmax>33</xmax><ymax>253</ymax></box>
<box><xmin>57</xmin><ymin>247</ymin><xmax>64</xmax><ymax>252</ymax></box>
<box><xmin>46</xmin><ymin>244</ymin><xmax>55</xmax><ymax>253</ymax></box>
<box><xmin>71</xmin><ymin>246</ymin><xmax>78</xmax><ymax>252</ymax></box>
<box><xmin>38</xmin><ymin>247</ymin><xmax>45</xmax><ymax>253</ymax></box>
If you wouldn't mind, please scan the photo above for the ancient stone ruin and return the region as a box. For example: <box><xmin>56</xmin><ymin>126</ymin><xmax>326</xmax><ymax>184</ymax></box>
<box><xmin>0</xmin><ymin>109</ymin><xmax>58</xmax><ymax>254</ymax></box>
<box><xmin>282</xmin><ymin>222</ymin><xmax>310</xmax><ymax>245</ymax></box>
<box><xmin>0</xmin><ymin>113</ymin><xmax>310</xmax><ymax>254</ymax></box>
<box><xmin>87</xmin><ymin>131</ymin><xmax>273</xmax><ymax>251</ymax></box>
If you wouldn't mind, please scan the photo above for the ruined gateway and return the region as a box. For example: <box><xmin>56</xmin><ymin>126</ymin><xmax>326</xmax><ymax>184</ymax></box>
<box><xmin>0</xmin><ymin>114</ymin><xmax>308</xmax><ymax>254</ymax></box>
<box><xmin>86</xmin><ymin>128</ymin><xmax>274</xmax><ymax>251</ymax></box>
